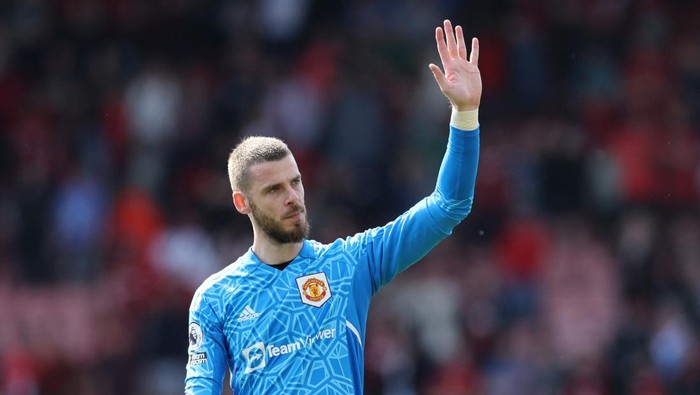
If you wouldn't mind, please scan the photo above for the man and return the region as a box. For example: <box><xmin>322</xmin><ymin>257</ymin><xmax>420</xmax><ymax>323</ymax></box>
<box><xmin>185</xmin><ymin>19</ymin><xmax>481</xmax><ymax>394</ymax></box>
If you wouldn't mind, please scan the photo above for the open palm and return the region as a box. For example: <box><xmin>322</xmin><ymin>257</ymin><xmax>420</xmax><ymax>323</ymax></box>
<box><xmin>429</xmin><ymin>20</ymin><xmax>482</xmax><ymax>111</ymax></box>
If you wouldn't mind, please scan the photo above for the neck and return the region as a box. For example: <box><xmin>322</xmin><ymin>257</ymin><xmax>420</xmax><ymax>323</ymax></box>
<box><xmin>252</xmin><ymin>235</ymin><xmax>303</xmax><ymax>266</ymax></box>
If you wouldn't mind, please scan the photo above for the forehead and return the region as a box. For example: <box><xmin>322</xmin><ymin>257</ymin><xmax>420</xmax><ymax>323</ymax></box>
<box><xmin>247</xmin><ymin>155</ymin><xmax>300</xmax><ymax>190</ymax></box>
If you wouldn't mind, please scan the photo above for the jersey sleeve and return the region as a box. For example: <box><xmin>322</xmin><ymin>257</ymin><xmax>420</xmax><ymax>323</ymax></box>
<box><xmin>184</xmin><ymin>288</ymin><xmax>228</xmax><ymax>395</ymax></box>
<box><xmin>352</xmin><ymin>125</ymin><xmax>479</xmax><ymax>293</ymax></box>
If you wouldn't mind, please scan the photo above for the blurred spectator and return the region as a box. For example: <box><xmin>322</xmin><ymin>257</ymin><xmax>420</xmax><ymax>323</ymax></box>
<box><xmin>541</xmin><ymin>217</ymin><xmax>620</xmax><ymax>365</ymax></box>
<box><xmin>124</xmin><ymin>62</ymin><xmax>182</xmax><ymax>196</ymax></box>
<box><xmin>649</xmin><ymin>298</ymin><xmax>694</xmax><ymax>382</ymax></box>
<box><xmin>50</xmin><ymin>167</ymin><xmax>108</xmax><ymax>283</ymax></box>
<box><xmin>148</xmin><ymin>209</ymin><xmax>221</xmax><ymax>293</ymax></box>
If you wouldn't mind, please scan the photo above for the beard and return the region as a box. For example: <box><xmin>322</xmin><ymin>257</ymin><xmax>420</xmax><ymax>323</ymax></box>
<box><xmin>249</xmin><ymin>201</ymin><xmax>310</xmax><ymax>244</ymax></box>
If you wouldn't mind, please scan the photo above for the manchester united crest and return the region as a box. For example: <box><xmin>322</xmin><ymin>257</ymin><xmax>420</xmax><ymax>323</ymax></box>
<box><xmin>296</xmin><ymin>272</ymin><xmax>332</xmax><ymax>307</ymax></box>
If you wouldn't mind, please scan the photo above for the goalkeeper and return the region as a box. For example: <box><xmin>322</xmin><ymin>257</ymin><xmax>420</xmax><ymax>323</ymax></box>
<box><xmin>185</xmin><ymin>19</ymin><xmax>482</xmax><ymax>395</ymax></box>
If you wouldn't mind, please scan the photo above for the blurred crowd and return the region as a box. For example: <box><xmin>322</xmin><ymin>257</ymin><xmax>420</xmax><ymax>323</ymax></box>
<box><xmin>1</xmin><ymin>0</ymin><xmax>699</xmax><ymax>394</ymax></box>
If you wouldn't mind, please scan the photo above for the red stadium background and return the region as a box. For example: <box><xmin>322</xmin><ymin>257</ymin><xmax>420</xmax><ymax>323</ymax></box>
<box><xmin>1</xmin><ymin>1</ymin><xmax>699</xmax><ymax>394</ymax></box>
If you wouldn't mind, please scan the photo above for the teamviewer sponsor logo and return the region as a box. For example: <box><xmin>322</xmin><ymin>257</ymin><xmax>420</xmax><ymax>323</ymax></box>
<box><xmin>242</xmin><ymin>342</ymin><xmax>266</xmax><ymax>373</ymax></box>
<box><xmin>241</xmin><ymin>327</ymin><xmax>336</xmax><ymax>374</ymax></box>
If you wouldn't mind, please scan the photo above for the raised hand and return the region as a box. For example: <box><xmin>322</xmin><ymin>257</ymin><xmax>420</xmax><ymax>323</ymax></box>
<box><xmin>429</xmin><ymin>20</ymin><xmax>482</xmax><ymax>111</ymax></box>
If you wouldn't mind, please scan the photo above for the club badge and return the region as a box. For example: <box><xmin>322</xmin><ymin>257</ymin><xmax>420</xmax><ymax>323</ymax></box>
<box><xmin>296</xmin><ymin>272</ymin><xmax>332</xmax><ymax>308</ymax></box>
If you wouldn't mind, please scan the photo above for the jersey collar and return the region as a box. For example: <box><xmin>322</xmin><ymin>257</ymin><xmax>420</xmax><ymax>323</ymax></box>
<box><xmin>246</xmin><ymin>239</ymin><xmax>317</xmax><ymax>273</ymax></box>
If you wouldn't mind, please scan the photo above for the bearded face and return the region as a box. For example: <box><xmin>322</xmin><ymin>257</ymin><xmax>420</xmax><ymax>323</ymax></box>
<box><xmin>239</xmin><ymin>154</ymin><xmax>311</xmax><ymax>245</ymax></box>
<box><xmin>249</xmin><ymin>199</ymin><xmax>310</xmax><ymax>244</ymax></box>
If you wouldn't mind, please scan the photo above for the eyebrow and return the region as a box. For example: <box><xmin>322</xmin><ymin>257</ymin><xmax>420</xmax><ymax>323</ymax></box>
<box><xmin>261</xmin><ymin>175</ymin><xmax>301</xmax><ymax>194</ymax></box>
<box><xmin>261</xmin><ymin>182</ymin><xmax>282</xmax><ymax>194</ymax></box>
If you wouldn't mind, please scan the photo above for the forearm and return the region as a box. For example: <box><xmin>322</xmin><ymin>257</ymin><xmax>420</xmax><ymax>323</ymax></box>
<box><xmin>428</xmin><ymin>108</ymin><xmax>480</xmax><ymax>232</ymax></box>
<box><xmin>359</xmin><ymin>109</ymin><xmax>480</xmax><ymax>290</ymax></box>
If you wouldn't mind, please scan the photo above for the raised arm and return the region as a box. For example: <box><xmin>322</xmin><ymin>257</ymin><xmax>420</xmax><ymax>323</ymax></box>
<box><xmin>429</xmin><ymin>19</ymin><xmax>482</xmax><ymax>112</ymax></box>
<box><xmin>353</xmin><ymin>20</ymin><xmax>482</xmax><ymax>293</ymax></box>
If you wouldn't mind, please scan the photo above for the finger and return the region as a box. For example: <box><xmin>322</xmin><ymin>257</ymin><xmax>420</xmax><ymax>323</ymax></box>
<box><xmin>469</xmin><ymin>37</ymin><xmax>479</xmax><ymax>66</ymax></box>
<box><xmin>429</xmin><ymin>63</ymin><xmax>449</xmax><ymax>90</ymax></box>
<box><xmin>443</xmin><ymin>20</ymin><xmax>458</xmax><ymax>59</ymax></box>
<box><xmin>435</xmin><ymin>27</ymin><xmax>449</xmax><ymax>66</ymax></box>
<box><xmin>455</xmin><ymin>25</ymin><xmax>467</xmax><ymax>60</ymax></box>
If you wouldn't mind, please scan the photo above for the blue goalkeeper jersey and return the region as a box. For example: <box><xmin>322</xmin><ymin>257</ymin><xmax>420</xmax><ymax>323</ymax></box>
<box><xmin>185</xmin><ymin>125</ymin><xmax>479</xmax><ymax>394</ymax></box>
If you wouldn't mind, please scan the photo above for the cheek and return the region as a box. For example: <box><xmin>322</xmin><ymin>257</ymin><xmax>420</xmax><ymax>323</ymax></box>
<box><xmin>261</xmin><ymin>200</ymin><xmax>281</xmax><ymax>214</ymax></box>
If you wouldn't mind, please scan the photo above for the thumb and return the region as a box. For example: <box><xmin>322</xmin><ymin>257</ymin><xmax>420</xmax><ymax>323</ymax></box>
<box><xmin>429</xmin><ymin>63</ymin><xmax>449</xmax><ymax>91</ymax></box>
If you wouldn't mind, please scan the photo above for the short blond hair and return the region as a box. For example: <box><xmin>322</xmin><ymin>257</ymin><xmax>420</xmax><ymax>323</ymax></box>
<box><xmin>227</xmin><ymin>136</ymin><xmax>291</xmax><ymax>193</ymax></box>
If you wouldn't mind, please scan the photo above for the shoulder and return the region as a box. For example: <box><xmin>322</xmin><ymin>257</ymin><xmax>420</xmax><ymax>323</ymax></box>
<box><xmin>304</xmin><ymin>239</ymin><xmax>331</xmax><ymax>255</ymax></box>
<box><xmin>306</xmin><ymin>237</ymin><xmax>357</xmax><ymax>255</ymax></box>
<box><xmin>189</xmin><ymin>257</ymin><xmax>250</xmax><ymax>311</ymax></box>
<box><xmin>309</xmin><ymin>229</ymin><xmax>383</xmax><ymax>258</ymax></box>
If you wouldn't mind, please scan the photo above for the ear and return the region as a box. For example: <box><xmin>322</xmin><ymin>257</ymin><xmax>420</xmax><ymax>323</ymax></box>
<box><xmin>232</xmin><ymin>191</ymin><xmax>251</xmax><ymax>214</ymax></box>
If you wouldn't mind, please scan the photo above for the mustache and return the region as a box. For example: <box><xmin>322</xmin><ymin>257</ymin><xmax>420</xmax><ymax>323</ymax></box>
<box><xmin>284</xmin><ymin>204</ymin><xmax>305</xmax><ymax>218</ymax></box>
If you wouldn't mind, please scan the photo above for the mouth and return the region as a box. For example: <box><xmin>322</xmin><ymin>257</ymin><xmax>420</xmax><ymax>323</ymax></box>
<box><xmin>284</xmin><ymin>209</ymin><xmax>305</xmax><ymax>220</ymax></box>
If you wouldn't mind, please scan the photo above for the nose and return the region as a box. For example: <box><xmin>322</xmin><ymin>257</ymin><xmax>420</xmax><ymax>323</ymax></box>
<box><xmin>285</xmin><ymin>185</ymin><xmax>301</xmax><ymax>205</ymax></box>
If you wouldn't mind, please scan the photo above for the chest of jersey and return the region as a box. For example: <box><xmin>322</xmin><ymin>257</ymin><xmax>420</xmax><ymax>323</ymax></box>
<box><xmin>225</xmin><ymin>255</ymin><xmax>356</xmax><ymax>384</ymax></box>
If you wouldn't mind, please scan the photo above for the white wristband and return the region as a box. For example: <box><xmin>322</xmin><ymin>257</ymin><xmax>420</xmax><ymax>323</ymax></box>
<box><xmin>450</xmin><ymin>108</ymin><xmax>479</xmax><ymax>130</ymax></box>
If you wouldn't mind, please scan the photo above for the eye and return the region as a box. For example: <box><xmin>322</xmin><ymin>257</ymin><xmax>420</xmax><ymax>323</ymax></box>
<box><xmin>265</xmin><ymin>185</ymin><xmax>281</xmax><ymax>194</ymax></box>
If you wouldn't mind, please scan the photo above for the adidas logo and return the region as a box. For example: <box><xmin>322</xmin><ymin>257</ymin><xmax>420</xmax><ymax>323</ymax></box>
<box><xmin>237</xmin><ymin>306</ymin><xmax>260</xmax><ymax>322</ymax></box>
